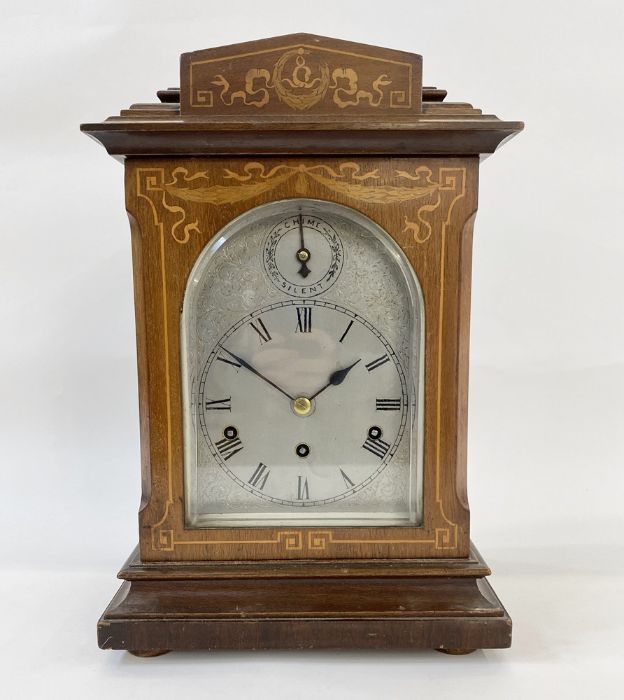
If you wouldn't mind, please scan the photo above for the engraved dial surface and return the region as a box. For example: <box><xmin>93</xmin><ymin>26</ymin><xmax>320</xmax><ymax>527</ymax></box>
<box><xmin>198</xmin><ymin>300</ymin><xmax>408</xmax><ymax>507</ymax></box>
<box><xmin>182</xmin><ymin>198</ymin><xmax>424</xmax><ymax>527</ymax></box>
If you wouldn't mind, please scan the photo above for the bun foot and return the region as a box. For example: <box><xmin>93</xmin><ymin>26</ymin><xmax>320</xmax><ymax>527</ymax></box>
<box><xmin>436</xmin><ymin>648</ymin><xmax>477</xmax><ymax>655</ymax></box>
<box><xmin>128</xmin><ymin>649</ymin><xmax>170</xmax><ymax>658</ymax></box>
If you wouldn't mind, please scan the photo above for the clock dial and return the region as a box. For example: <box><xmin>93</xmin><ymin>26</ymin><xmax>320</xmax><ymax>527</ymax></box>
<box><xmin>182</xmin><ymin>198</ymin><xmax>424</xmax><ymax>527</ymax></box>
<box><xmin>198</xmin><ymin>301</ymin><xmax>408</xmax><ymax>507</ymax></box>
<box><xmin>263</xmin><ymin>213</ymin><xmax>343</xmax><ymax>297</ymax></box>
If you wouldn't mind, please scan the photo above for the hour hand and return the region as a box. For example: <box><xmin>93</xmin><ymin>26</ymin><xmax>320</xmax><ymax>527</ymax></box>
<box><xmin>220</xmin><ymin>346</ymin><xmax>294</xmax><ymax>402</ymax></box>
<box><xmin>309</xmin><ymin>359</ymin><xmax>361</xmax><ymax>400</ymax></box>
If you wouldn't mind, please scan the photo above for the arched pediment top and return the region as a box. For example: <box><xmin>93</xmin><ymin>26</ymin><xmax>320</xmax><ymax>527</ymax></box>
<box><xmin>81</xmin><ymin>34</ymin><xmax>523</xmax><ymax>158</ymax></box>
<box><xmin>180</xmin><ymin>33</ymin><xmax>422</xmax><ymax>116</ymax></box>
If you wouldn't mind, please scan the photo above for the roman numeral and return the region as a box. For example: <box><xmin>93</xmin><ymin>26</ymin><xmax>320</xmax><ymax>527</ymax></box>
<box><xmin>215</xmin><ymin>435</ymin><xmax>244</xmax><ymax>461</ymax></box>
<box><xmin>249</xmin><ymin>317</ymin><xmax>271</xmax><ymax>343</ymax></box>
<box><xmin>339</xmin><ymin>319</ymin><xmax>354</xmax><ymax>343</ymax></box>
<box><xmin>376</xmin><ymin>398</ymin><xmax>401</xmax><ymax>411</ymax></box>
<box><xmin>365</xmin><ymin>354</ymin><xmax>390</xmax><ymax>372</ymax></box>
<box><xmin>204</xmin><ymin>397</ymin><xmax>231</xmax><ymax>411</ymax></box>
<box><xmin>297</xmin><ymin>476</ymin><xmax>310</xmax><ymax>500</ymax></box>
<box><xmin>295</xmin><ymin>306</ymin><xmax>312</xmax><ymax>333</ymax></box>
<box><xmin>217</xmin><ymin>356</ymin><xmax>241</xmax><ymax>368</ymax></box>
<box><xmin>249</xmin><ymin>462</ymin><xmax>270</xmax><ymax>490</ymax></box>
<box><xmin>340</xmin><ymin>469</ymin><xmax>355</xmax><ymax>488</ymax></box>
<box><xmin>362</xmin><ymin>436</ymin><xmax>391</xmax><ymax>459</ymax></box>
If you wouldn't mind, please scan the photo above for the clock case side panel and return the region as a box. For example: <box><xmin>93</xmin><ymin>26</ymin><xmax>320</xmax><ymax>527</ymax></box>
<box><xmin>127</xmin><ymin>209</ymin><xmax>152</xmax><ymax>513</ymax></box>
<box><xmin>124</xmin><ymin>162</ymin><xmax>206</xmax><ymax>553</ymax></box>
<box><xmin>429</xmin><ymin>167</ymin><xmax>478</xmax><ymax>541</ymax></box>
<box><xmin>124</xmin><ymin>167</ymin><xmax>175</xmax><ymax>548</ymax></box>
<box><xmin>124</xmin><ymin>156</ymin><xmax>478</xmax><ymax>563</ymax></box>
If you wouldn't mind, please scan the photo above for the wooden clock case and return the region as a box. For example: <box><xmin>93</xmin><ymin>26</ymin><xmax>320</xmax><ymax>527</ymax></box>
<box><xmin>82</xmin><ymin>34</ymin><xmax>523</xmax><ymax>655</ymax></box>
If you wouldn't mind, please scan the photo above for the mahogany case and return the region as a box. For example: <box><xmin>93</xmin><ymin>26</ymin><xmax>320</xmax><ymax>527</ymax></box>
<box><xmin>82</xmin><ymin>33</ymin><xmax>522</xmax><ymax>655</ymax></box>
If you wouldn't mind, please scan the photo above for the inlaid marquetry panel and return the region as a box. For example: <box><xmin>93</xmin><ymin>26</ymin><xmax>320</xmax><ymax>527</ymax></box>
<box><xmin>180</xmin><ymin>34</ymin><xmax>422</xmax><ymax>117</ymax></box>
<box><xmin>127</xmin><ymin>155</ymin><xmax>477</xmax><ymax>562</ymax></box>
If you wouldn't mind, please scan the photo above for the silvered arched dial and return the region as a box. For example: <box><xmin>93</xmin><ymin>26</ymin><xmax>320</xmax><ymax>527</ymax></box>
<box><xmin>183</xmin><ymin>198</ymin><xmax>423</xmax><ymax>527</ymax></box>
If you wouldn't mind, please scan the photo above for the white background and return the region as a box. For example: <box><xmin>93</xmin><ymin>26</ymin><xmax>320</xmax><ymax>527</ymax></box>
<box><xmin>1</xmin><ymin>0</ymin><xmax>623</xmax><ymax>697</ymax></box>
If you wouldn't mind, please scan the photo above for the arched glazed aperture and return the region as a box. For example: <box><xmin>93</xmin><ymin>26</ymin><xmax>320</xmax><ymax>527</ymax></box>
<box><xmin>181</xmin><ymin>199</ymin><xmax>424</xmax><ymax>528</ymax></box>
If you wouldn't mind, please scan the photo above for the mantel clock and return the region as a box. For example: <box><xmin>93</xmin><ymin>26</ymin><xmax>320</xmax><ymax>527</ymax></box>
<box><xmin>82</xmin><ymin>34</ymin><xmax>523</xmax><ymax>656</ymax></box>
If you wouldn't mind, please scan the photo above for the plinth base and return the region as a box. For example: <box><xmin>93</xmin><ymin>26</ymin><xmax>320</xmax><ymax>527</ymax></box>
<box><xmin>98</xmin><ymin>543</ymin><xmax>511</xmax><ymax>654</ymax></box>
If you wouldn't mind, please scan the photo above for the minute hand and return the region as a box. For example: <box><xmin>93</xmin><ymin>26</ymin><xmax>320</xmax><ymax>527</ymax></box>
<box><xmin>309</xmin><ymin>359</ymin><xmax>361</xmax><ymax>400</ymax></box>
<box><xmin>220</xmin><ymin>347</ymin><xmax>294</xmax><ymax>401</ymax></box>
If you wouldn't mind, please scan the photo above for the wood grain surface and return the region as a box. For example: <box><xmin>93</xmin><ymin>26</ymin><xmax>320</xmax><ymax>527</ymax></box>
<box><xmin>83</xmin><ymin>34</ymin><xmax>522</xmax><ymax>653</ymax></box>
<box><xmin>180</xmin><ymin>33</ymin><xmax>423</xmax><ymax>117</ymax></box>
<box><xmin>98</xmin><ymin>564</ymin><xmax>512</xmax><ymax>651</ymax></box>
<box><xmin>125</xmin><ymin>156</ymin><xmax>477</xmax><ymax>562</ymax></box>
